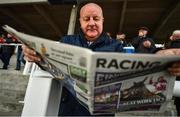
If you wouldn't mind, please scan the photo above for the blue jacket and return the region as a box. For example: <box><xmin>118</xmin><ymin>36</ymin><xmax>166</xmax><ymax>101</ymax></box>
<box><xmin>59</xmin><ymin>31</ymin><xmax>123</xmax><ymax>116</ymax></box>
<box><xmin>61</xmin><ymin>31</ymin><xmax>123</xmax><ymax>52</ymax></box>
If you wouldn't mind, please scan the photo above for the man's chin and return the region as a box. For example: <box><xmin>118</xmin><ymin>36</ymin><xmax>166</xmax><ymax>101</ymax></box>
<box><xmin>88</xmin><ymin>33</ymin><xmax>99</xmax><ymax>37</ymax></box>
<box><xmin>85</xmin><ymin>35</ymin><xmax>99</xmax><ymax>41</ymax></box>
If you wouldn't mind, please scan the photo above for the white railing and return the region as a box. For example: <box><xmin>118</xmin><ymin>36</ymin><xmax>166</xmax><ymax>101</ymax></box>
<box><xmin>173</xmin><ymin>81</ymin><xmax>180</xmax><ymax>97</ymax></box>
<box><xmin>22</xmin><ymin>62</ymin><xmax>63</xmax><ymax>116</ymax></box>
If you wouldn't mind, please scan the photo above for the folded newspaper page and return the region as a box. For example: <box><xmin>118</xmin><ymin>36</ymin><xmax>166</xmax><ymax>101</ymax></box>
<box><xmin>3</xmin><ymin>25</ymin><xmax>180</xmax><ymax>114</ymax></box>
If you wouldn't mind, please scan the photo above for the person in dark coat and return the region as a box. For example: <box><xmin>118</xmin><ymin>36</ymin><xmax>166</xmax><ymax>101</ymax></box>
<box><xmin>131</xmin><ymin>27</ymin><xmax>156</xmax><ymax>53</ymax></box>
<box><xmin>0</xmin><ymin>34</ymin><xmax>15</xmax><ymax>69</ymax></box>
<box><xmin>116</xmin><ymin>32</ymin><xmax>128</xmax><ymax>47</ymax></box>
<box><xmin>22</xmin><ymin>3</ymin><xmax>180</xmax><ymax>116</ymax></box>
<box><xmin>166</xmin><ymin>30</ymin><xmax>180</xmax><ymax>49</ymax></box>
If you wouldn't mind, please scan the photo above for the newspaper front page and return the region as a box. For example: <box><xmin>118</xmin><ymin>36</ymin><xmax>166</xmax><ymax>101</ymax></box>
<box><xmin>3</xmin><ymin>25</ymin><xmax>180</xmax><ymax>114</ymax></box>
<box><xmin>88</xmin><ymin>53</ymin><xmax>177</xmax><ymax>114</ymax></box>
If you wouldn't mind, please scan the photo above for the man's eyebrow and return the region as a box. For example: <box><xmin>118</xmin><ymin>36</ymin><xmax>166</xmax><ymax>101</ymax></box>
<box><xmin>81</xmin><ymin>16</ymin><xmax>101</xmax><ymax>18</ymax></box>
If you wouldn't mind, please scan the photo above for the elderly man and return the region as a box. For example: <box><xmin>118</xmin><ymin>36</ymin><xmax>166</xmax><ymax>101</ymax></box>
<box><xmin>23</xmin><ymin>3</ymin><xmax>123</xmax><ymax>116</ymax></box>
<box><xmin>132</xmin><ymin>27</ymin><xmax>156</xmax><ymax>53</ymax></box>
<box><xmin>23</xmin><ymin>3</ymin><xmax>180</xmax><ymax>116</ymax></box>
<box><xmin>167</xmin><ymin>30</ymin><xmax>180</xmax><ymax>48</ymax></box>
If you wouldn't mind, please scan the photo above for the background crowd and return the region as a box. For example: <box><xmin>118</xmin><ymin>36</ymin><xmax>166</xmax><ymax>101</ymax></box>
<box><xmin>0</xmin><ymin>27</ymin><xmax>180</xmax><ymax>69</ymax></box>
<box><xmin>108</xmin><ymin>27</ymin><xmax>180</xmax><ymax>53</ymax></box>
<box><xmin>0</xmin><ymin>33</ymin><xmax>25</xmax><ymax>70</ymax></box>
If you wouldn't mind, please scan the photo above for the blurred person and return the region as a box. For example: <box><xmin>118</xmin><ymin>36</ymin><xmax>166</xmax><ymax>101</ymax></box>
<box><xmin>0</xmin><ymin>34</ymin><xmax>5</xmax><ymax>43</ymax></box>
<box><xmin>0</xmin><ymin>33</ymin><xmax>15</xmax><ymax>69</ymax></box>
<box><xmin>166</xmin><ymin>30</ymin><xmax>180</xmax><ymax>49</ymax></box>
<box><xmin>15</xmin><ymin>45</ymin><xmax>26</xmax><ymax>70</ymax></box>
<box><xmin>11</xmin><ymin>35</ymin><xmax>26</xmax><ymax>70</ymax></box>
<box><xmin>131</xmin><ymin>27</ymin><xmax>156</xmax><ymax>53</ymax></box>
<box><xmin>0</xmin><ymin>34</ymin><xmax>5</xmax><ymax>54</ymax></box>
<box><xmin>22</xmin><ymin>3</ymin><xmax>180</xmax><ymax>116</ymax></box>
<box><xmin>116</xmin><ymin>32</ymin><xmax>128</xmax><ymax>47</ymax></box>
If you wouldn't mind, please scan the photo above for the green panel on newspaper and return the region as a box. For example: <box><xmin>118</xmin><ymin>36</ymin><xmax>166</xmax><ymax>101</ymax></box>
<box><xmin>76</xmin><ymin>82</ymin><xmax>88</xmax><ymax>93</ymax></box>
<box><xmin>69</xmin><ymin>65</ymin><xmax>87</xmax><ymax>82</ymax></box>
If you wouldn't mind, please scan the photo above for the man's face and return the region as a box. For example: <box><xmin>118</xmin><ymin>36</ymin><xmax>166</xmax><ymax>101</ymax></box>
<box><xmin>79</xmin><ymin>4</ymin><xmax>104</xmax><ymax>41</ymax></box>
<box><xmin>116</xmin><ymin>34</ymin><xmax>125</xmax><ymax>40</ymax></box>
<box><xmin>138</xmin><ymin>29</ymin><xmax>148</xmax><ymax>37</ymax></box>
<box><xmin>172</xmin><ymin>34</ymin><xmax>180</xmax><ymax>40</ymax></box>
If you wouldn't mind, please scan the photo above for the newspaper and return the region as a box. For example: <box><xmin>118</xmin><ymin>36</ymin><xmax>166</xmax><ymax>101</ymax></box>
<box><xmin>3</xmin><ymin>25</ymin><xmax>180</xmax><ymax>114</ymax></box>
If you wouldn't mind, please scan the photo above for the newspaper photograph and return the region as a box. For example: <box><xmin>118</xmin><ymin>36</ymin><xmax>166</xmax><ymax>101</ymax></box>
<box><xmin>93</xmin><ymin>71</ymin><xmax>174</xmax><ymax>113</ymax></box>
<box><xmin>3</xmin><ymin>25</ymin><xmax>180</xmax><ymax>114</ymax></box>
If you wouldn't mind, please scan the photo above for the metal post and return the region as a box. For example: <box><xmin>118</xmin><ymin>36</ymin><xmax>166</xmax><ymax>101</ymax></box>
<box><xmin>67</xmin><ymin>5</ymin><xmax>78</xmax><ymax>35</ymax></box>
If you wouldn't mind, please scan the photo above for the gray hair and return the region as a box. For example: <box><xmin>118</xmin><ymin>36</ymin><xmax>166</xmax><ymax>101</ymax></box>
<box><xmin>173</xmin><ymin>30</ymin><xmax>180</xmax><ymax>35</ymax></box>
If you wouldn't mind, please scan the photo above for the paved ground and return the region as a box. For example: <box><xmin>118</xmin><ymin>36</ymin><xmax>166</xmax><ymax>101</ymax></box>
<box><xmin>0</xmin><ymin>53</ymin><xmax>25</xmax><ymax>71</ymax></box>
<box><xmin>0</xmin><ymin>54</ymin><xmax>29</xmax><ymax>116</ymax></box>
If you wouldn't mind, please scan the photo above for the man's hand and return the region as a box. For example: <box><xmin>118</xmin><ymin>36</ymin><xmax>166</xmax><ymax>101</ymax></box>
<box><xmin>156</xmin><ymin>49</ymin><xmax>180</xmax><ymax>76</ymax></box>
<box><xmin>168</xmin><ymin>62</ymin><xmax>180</xmax><ymax>76</ymax></box>
<box><xmin>22</xmin><ymin>44</ymin><xmax>41</xmax><ymax>62</ymax></box>
<box><xmin>143</xmin><ymin>40</ymin><xmax>151</xmax><ymax>48</ymax></box>
<box><xmin>156</xmin><ymin>48</ymin><xmax>180</xmax><ymax>56</ymax></box>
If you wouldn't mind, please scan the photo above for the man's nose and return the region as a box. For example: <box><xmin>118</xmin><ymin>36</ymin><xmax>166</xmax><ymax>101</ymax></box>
<box><xmin>88</xmin><ymin>18</ymin><xmax>95</xmax><ymax>25</ymax></box>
